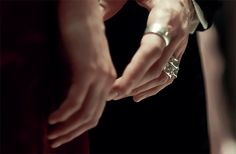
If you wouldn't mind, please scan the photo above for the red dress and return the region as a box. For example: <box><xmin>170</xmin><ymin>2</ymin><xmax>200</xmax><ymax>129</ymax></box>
<box><xmin>0</xmin><ymin>1</ymin><xmax>89</xmax><ymax>153</ymax></box>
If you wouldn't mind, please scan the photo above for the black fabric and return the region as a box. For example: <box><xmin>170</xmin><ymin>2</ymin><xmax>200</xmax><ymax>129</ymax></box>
<box><xmin>195</xmin><ymin>0</ymin><xmax>222</xmax><ymax>31</ymax></box>
<box><xmin>89</xmin><ymin>1</ymin><xmax>210</xmax><ymax>153</ymax></box>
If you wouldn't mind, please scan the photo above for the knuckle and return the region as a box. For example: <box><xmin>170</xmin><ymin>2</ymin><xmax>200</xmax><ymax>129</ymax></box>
<box><xmin>97</xmin><ymin>66</ymin><xmax>116</xmax><ymax>80</ymax></box>
<box><xmin>110</xmin><ymin>70</ymin><xmax>117</xmax><ymax>80</ymax></box>
<box><xmin>87</xmin><ymin>63</ymin><xmax>98</xmax><ymax>74</ymax></box>
<box><xmin>106</xmin><ymin>70</ymin><xmax>117</xmax><ymax>83</ymax></box>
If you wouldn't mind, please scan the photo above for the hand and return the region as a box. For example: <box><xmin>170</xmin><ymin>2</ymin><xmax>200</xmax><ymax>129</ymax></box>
<box><xmin>108</xmin><ymin>0</ymin><xmax>195</xmax><ymax>102</ymax></box>
<box><xmin>48</xmin><ymin>0</ymin><xmax>116</xmax><ymax>148</ymax></box>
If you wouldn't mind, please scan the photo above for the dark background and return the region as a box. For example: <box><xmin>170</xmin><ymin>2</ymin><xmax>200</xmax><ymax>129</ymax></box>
<box><xmin>89</xmin><ymin>1</ymin><xmax>209</xmax><ymax>153</ymax></box>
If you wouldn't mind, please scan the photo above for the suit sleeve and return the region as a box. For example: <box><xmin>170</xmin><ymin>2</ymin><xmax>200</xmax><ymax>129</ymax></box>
<box><xmin>194</xmin><ymin>0</ymin><xmax>222</xmax><ymax>31</ymax></box>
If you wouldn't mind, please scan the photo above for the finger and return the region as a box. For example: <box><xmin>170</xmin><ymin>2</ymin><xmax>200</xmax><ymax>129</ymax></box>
<box><xmin>131</xmin><ymin>72</ymin><xmax>168</xmax><ymax>96</ymax></box>
<box><xmin>48</xmin><ymin>74</ymin><xmax>112</xmax><ymax>140</ymax></box>
<box><xmin>87</xmin><ymin>77</ymin><xmax>110</xmax><ymax>124</ymax></box>
<box><xmin>107</xmin><ymin>89</ymin><xmax>119</xmax><ymax>101</ymax></box>
<box><xmin>109</xmin><ymin>0</ymin><xmax>177</xmax><ymax>100</ymax></box>
<box><xmin>132</xmin><ymin>38</ymin><xmax>188</xmax><ymax>100</ymax></box>
<box><xmin>50</xmin><ymin>121</ymin><xmax>95</xmax><ymax>148</ymax></box>
<box><xmin>48</xmin><ymin>77</ymin><xmax>92</xmax><ymax>125</ymax></box>
<box><xmin>48</xmin><ymin>79</ymin><xmax>103</xmax><ymax>139</ymax></box>
<box><xmin>50</xmin><ymin>81</ymin><xmax>109</xmax><ymax>148</ymax></box>
<box><xmin>125</xmin><ymin>35</ymin><xmax>178</xmax><ymax>93</ymax></box>
<box><xmin>135</xmin><ymin>34</ymin><xmax>187</xmax><ymax>89</ymax></box>
<box><xmin>111</xmin><ymin>34</ymin><xmax>166</xmax><ymax>99</ymax></box>
<box><xmin>133</xmin><ymin>78</ymin><xmax>173</xmax><ymax>102</ymax></box>
<box><xmin>173</xmin><ymin>36</ymin><xmax>188</xmax><ymax>59</ymax></box>
<box><xmin>113</xmin><ymin>31</ymin><xmax>187</xmax><ymax>101</ymax></box>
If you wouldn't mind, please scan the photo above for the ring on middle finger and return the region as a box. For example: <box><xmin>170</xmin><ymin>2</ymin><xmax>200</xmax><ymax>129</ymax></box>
<box><xmin>163</xmin><ymin>57</ymin><xmax>180</xmax><ymax>79</ymax></box>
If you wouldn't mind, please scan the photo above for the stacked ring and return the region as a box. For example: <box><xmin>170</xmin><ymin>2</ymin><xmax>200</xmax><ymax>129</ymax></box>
<box><xmin>163</xmin><ymin>57</ymin><xmax>180</xmax><ymax>79</ymax></box>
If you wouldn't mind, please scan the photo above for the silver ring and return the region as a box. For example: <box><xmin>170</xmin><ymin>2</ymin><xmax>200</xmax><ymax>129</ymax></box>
<box><xmin>163</xmin><ymin>57</ymin><xmax>179</xmax><ymax>79</ymax></box>
<box><xmin>144</xmin><ymin>23</ymin><xmax>171</xmax><ymax>47</ymax></box>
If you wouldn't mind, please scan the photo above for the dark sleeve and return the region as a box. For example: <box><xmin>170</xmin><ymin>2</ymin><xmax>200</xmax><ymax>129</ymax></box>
<box><xmin>195</xmin><ymin>0</ymin><xmax>222</xmax><ymax>31</ymax></box>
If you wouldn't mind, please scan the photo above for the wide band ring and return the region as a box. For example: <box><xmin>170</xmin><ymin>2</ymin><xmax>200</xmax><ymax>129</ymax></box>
<box><xmin>144</xmin><ymin>23</ymin><xmax>171</xmax><ymax>47</ymax></box>
<box><xmin>163</xmin><ymin>57</ymin><xmax>180</xmax><ymax>79</ymax></box>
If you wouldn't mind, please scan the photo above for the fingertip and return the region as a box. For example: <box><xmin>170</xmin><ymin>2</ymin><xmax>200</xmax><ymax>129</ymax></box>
<box><xmin>133</xmin><ymin>94</ymin><xmax>148</xmax><ymax>103</ymax></box>
<box><xmin>51</xmin><ymin>142</ymin><xmax>61</xmax><ymax>149</ymax></box>
<box><xmin>109</xmin><ymin>86</ymin><xmax>125</xmax><ymax>101</ymax></box>
<box><xmin>112</xmin><ymin>92</ymin><xmax>127</xmax><ymax>100</ymax></box>
<box><xmin>48</xmin><ymin>134</ymin><xmax>57</xmax><ymax>140</ymax></box>
<box><xmin>133</xmin><ymin>96</ymin><xmax>141</xmax><ymax>103</ymax></box>
<box><xmin>107</xmin><ymin>90</ymin><xmax>119</xmax><ymax>101</ymax></box>
<box><xmin>48</xmin><ymin>119</ymin><xmax>56</xmax><ymax>125</ymax></box>
<box><xmin>112</xmin><ymin>97</ymin><xmax>121</xmax><ymax>101</ymax></box>
<box><xmin>48</xmin><ymin>113</ymin><xmax>58</xmax><ymax>125</ymax></box>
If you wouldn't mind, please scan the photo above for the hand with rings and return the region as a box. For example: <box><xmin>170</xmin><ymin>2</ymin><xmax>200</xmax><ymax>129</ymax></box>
<box><xmin>48</xmin><ymin>0</ymin><xmax>197</xmax><ymax>148</ymax></box>
<box><xmin>105</xmin><ymin>0</ymin><xmax>195</xmax><ymax>102</ymax></box>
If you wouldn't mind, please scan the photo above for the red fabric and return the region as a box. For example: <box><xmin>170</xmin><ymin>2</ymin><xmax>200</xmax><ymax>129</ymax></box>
<box><xmin>0</xmin><ymin>1</ymin><xmax>89</xmax><ymax>153</ymax></box>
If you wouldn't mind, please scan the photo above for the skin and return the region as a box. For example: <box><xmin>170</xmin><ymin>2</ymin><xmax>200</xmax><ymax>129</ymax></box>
<box><xmin>48</xmin><ymin>0</ymin><xmax>116</xmax><ymax>148</ymax></box>
<box><xmin>104</xmin><ymin>0</ymin><xmax>194</xmax><ymax>102</ymax></box>
<box><xmin>48</xmin><ymin>0</ymin><xmax>195</xmax><ymax>148</ymax></box>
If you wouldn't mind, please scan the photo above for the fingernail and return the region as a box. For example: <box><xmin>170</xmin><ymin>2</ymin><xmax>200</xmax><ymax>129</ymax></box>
<box><xmin>48</xmin><ymin>120</ymin><xmax>56</xmax><ymax>125</ymax></box>
<box><xmin>113</xmin><ymin>95</ymin><xmax>123</xmax><ymax>101</ymax></box>
<box><xmin>48</xmin><ymin>115</ymin><xmax>57</xmax><ymax>125</ymax></box>
<box><xmin>134</xmin><ymin>95</ymin><xmax>146</xmax><ymax>103</ymax></box>
<box><xmin>134</xmin><ymin>97</ymin><xmax>142</xmax><ymax>103</ymax></box>
<box><xmin>107</xmin><ymin>91</ymin><xmax>119</xmax><ymax>101</ymax></box>
<box><xmin>48</xmin><ymin>134</ymin><xmax>57</xmax><ymax>140</ymax></box>
<box><xmin>51</xmin><ymin>143</ymin><xmax>61</xmax><ymax>148</ymax></box>
<box><xmin>112</xmin><ymin>92</ymin><xmax>122</xmax><ymax>101</ymax></box>
<box><xmin>113</xmin><ymin>97</ymin><xmax>119</xmax><ymax>101</ymax></box>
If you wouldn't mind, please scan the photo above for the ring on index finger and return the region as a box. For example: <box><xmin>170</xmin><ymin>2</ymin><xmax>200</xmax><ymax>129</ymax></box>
<box><xmin>144</xmin><ymin>23</ymin><xmax>171</xmax><ymax>47</ymax></box>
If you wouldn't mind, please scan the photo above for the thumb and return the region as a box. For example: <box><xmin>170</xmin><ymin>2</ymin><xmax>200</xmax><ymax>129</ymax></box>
<box><xmin>99</xmin><ymin>0</ymin><xmax>127</xmax><ymax>21</ymax></box>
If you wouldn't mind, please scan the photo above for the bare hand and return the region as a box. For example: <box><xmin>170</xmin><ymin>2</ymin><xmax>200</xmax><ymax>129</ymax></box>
<box><xmin>108</xmin><ymin>0</ymin><xmax>194</xmax><ymax>102</ymax></box>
